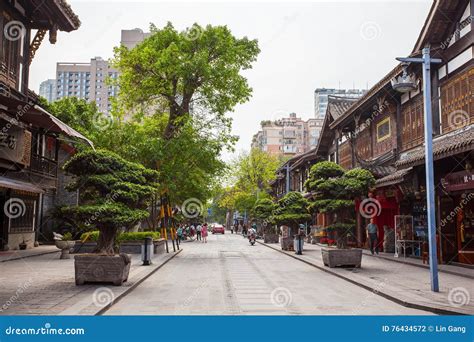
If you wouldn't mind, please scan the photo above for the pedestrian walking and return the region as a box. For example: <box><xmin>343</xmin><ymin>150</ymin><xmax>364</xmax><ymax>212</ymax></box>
<box><xmin>201</xmin><ymin>223</ymin><xmax>208</xmax><ymax>243</ymax></box>
<box><xmin>196</xmin><ymin>224</ymin><xmax>202</xmax><ymax>241</ymax></box>
<box><xmin>177</xmin><ymin>225</ymin><xmax>183</xmax><ymax>241</ymax></box>
<box><xmin>366</xmin><ymin>218</ymin><xmax>379</xmax><ymax>255</ymax></box>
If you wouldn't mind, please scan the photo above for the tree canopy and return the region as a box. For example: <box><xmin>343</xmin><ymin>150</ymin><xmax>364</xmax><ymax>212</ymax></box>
<box><xmin>112</xmin><ymin>22</ymin><xmax>260</xmax><ymax>139</ymax></box>
<box><xmin>56</xmin><ymin>150</ymin><xmax>159</xmax><ymax>254</ymax></box>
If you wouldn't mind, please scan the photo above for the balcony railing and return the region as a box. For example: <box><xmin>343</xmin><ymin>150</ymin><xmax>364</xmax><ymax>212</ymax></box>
<box><xmin>29</xmin><ymin>154</ymin><xmax>58</xmax><ymax>178</ymax></box>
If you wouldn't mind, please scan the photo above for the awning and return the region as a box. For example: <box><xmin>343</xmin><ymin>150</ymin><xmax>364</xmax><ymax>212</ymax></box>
<box><xmin>375</xmin><ymin>167</ymin><xmax>413</xmax><ymax>188</ymax></box>
<box><xmin>32</xmin><ymin>105</ymin><xmax>94</xmax><ymax>148</ymax></box>
<box><xmin>0</xmin><ymin>95</ymin><xmax>94</xmax><ymax>148</ymax></box>
<box><xmin>0</xmin><ymin>176</ymin><xmax>45</xmax><ymax>193</ymax></box>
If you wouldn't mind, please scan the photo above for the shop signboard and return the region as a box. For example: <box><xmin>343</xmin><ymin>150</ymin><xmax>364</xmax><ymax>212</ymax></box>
<box><xmin>0</xmin><ymin>121</ymin><xmax>31</xmax><ymax>166</ymax></box>
<box><xmin>442</xmin><ymin>170</ymin><xmax>474</xmax><ymax>192</ymax></box>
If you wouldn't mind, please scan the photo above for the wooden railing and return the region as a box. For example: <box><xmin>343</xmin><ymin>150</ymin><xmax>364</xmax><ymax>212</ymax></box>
<box><xmin>29</xmin><ymin>154</ymin><xmax>58</xmax><ymax>178</ymax></box>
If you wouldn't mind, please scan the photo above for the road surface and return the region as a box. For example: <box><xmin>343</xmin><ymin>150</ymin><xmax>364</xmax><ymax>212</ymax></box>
<box><xmin>105</xmin><ymin>233</ymin><xmax>432</xmax><ymax>315</ymax></box>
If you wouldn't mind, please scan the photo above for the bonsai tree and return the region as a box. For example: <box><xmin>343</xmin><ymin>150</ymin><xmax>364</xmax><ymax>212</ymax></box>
<box><xmin>57</xmin><ymin>150</ymin><xmax>160</xmax><ymax>254</ymax></box>
<box><xmin>273</xmin><ymin>192</ymin><xmax>311</xmax><ymax>233</ymax></box>
<box><xmin>305</xmin><ymin>161</ymin><xmax>375</xmax><ymax>249</ymax></box>
<box><xmin>251</xmin><ymin>198</ymin><xmax>275</xmax><ymax>233</ymax></box>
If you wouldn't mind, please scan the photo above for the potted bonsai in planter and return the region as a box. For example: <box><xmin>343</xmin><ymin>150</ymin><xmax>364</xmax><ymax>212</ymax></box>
<box><xmin>251</xmin><ymin>198</ymin><xmax>278</xmax><ymax>243</ymax></box>
<box><xmin>305</xmin><ymin>161</ymin><xmax>374</xmax><ymax>268</ymax></box>
<box><xmin>56</xmin><ymin>150</ymin><xmax>159</xmax><ymax>286</ymax></box>
<box><xmin>272</xmin><ymin>192</ymin><xmax>311</xmax><ymax>251</ymax></box>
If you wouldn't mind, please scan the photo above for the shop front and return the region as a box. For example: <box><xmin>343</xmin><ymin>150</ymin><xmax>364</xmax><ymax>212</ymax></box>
<box><xmin>440</xmin><ymin>170</ymin><xmax>474</xmax><ymax>265</ymax></box>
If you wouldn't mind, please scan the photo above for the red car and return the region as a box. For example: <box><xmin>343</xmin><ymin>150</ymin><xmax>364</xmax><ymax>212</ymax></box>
<box><xmin>211</xmin><ymin>225</ymin><xmax>225</xmax><ymax>234</ymax></box>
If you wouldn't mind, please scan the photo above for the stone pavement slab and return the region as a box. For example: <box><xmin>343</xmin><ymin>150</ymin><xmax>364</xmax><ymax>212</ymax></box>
<box><xmin>104</xmin><ymin>234</ymin><xmax>432</xmax><ymax>315</ymax></box>
<box><xmin>259</xmin><ymin>241</ymin><xmax>474</xmax><ymax>315</ymax></box>
<box><xmin>0</xmin><ymin>249</ymin><xmax>181</xmax><ymax>316</ymax></box>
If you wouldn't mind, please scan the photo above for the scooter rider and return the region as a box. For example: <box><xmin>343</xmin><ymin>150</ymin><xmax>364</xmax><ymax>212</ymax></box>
<box><xmin>248</xmin><ymin>224</ymin><xmax>257</xmax><ymax>241</ymax></box>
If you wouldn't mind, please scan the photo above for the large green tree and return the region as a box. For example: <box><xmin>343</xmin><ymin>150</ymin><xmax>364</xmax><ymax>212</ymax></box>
<box><xmin>217</xmin><ymin>149</ymin><xmax>279</xmax><ymax>215</ymax></box>
<box><xmin>112</xmin><ymin>22</ymin><xmax>260</xmax><ymax>139</ymax></box>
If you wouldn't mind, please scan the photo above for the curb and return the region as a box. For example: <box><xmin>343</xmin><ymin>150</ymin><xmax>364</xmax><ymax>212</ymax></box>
<box><xmin>95</xmin><ymin>249</ymin><xmax>183</xmax><ymax>315</ymax></box>
<box><xmin>0</xmin><ymin>249</ymin><xmax>59</xmax><ymax>263</ymax></box>
<box><xmin>258</xmin><ymin>241</ymin><xmax>468</xmax><ymax>316</ymax></box>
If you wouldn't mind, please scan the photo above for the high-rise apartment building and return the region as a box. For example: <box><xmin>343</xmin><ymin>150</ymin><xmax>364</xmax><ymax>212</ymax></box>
<box><xmin>39</xmin><ymin>79</ymin><xmax>57</xmax><ymax>103</ymax></box>
<box><xmin>43</xmin><ymin>29</ymin><xmax>151</xmax><ymax>114</ymax></box>
<box><xmin>252</xmin><ymin>113</ymin><xmax>319</xmax><ymax>156</ymax></box>
<box><xmin>56</xmin><ymin>57</ymin><xmax>119</xmax><ymax>114</ymax></box>
<box><xmin>314</xmin><ymin>88</ymin><xmax>366</xmax><ymax>118</ymax></box>
<box><xmin>121</xmin><ymin>28</ymin><xmax>151</xmax><ymax>49</ymax></box>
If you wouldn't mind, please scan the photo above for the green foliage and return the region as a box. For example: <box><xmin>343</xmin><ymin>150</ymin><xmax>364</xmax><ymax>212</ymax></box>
<box><xmin>251</xmin><ymin>198</ymin><xmax>275</xmax><ymax>220</ymax></box>
<box><xmin>80</xmin><ymin>231</ymin><xmax>100</xmax><ymax>242</ymax></box>
<box><xmin>80</xmin><ymin>231</ymin><xmax>161</xmax><ymax>242</ymax></box>
<box><xmin>117</xmin><ymin>231</ymin><xmax>161</xmax><ymax>242</ymax></box>
<box><xmin>112</xmin><ymin>22</ymin><xmax>260</xmax><ymax>138</ymax></box>
<box><xmin>273</xmin><ymin>192</ymin><xmax>311</xmax><ymax>226</ymax></box>
<box><xmin>95</xmin><ymin>115</ymin><xmax>225</xmax><ymax>205</ymax></box>
<box><xmin>305</xmin><ymin>162</ymin><xmax>375</xmax><ymax>248</ymax></box>
<box><xmin>57</xmin><ymin>149</ymin><xmax>159</xmax><ymax>254</ymax></box>
<box><xmin>46</xmin><ymin>97</ymin><xmax>105</xmax><ymax>144</ymax></box>
<box><xmin>217</xmin><ymin>149</ymin><xmax>279</xmax><ymax>214</ymax></box>
<box><xmin>62</xmin><ymin>232</ymin><xmax>73</xmax><ymax>241</ymax></box>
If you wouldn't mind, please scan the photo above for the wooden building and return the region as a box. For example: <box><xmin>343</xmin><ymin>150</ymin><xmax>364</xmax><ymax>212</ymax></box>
<box><xmin>327</xmin><ymin>0</ymin><xmax>473</xmax><ymax>264</ymax></box>
<box><xmin>0</xmin><ymin>0</ymin><xmax>92</xmax><ymax>250</ymax></box>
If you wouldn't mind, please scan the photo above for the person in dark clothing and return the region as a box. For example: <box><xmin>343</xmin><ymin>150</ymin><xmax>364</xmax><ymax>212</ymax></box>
<box><xmin>366</xmin><ymin>218</ymin><xmax>379</xmax><ymax>255</ymax></box>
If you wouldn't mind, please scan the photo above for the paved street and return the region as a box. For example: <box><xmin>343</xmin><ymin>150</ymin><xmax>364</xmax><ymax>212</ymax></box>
<box><xmin>105</xmin><ymin>234</ymin><xmax>432</xmax><ymax>315</ymax></box>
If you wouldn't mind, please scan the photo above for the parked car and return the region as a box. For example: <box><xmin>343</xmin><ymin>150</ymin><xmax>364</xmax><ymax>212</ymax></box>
<box><xmin>212</xmin><ymin>224</ymin><xmax>225</xmax><ymax>234</ymax></box>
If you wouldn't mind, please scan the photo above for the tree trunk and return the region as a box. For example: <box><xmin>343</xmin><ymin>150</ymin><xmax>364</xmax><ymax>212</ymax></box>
<box><xmin>95</xmin><ymin>227</ymin><xmax>118</xmax><ymax>255</ymax></box>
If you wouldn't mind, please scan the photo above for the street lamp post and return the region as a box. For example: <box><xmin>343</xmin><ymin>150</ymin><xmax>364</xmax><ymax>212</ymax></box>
<box><xmin>392</xmin><ymin>46</ymin><xmax>442</xmax><ymax>292</ymax></box>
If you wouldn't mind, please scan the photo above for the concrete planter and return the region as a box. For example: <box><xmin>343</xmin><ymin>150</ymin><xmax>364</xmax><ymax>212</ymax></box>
<box><xmin>119</xmin><ymin>238</ymin><xmax>165</xmax><ymax>254</ymax></box>
<box><xmin>321</xmin><ymin>248</ymin><xmax>362</xmax><ymax>268</ymax></box>
<box><xmin>280</xmin><ymin>237</ymin><xmax>294</xmax><ymax>251</ymax></box>
<box><xmin>263</xmin><ymin>233</ymin><xmax>279</xmax><ymax>243</ymax></box>
<box><xmin>74</xmin><ymin>253</ymin><xmax>131</xmax><ymax>286</ymax></box>
<box><xmin>55</xmin><ymin>240</ymin><xmax>76</xmax><ymax>259</ymax></box>
<box><xmin>72</xmin><ymin>242</ymin><xmax>97</xmax><ymax>253</ymax></box>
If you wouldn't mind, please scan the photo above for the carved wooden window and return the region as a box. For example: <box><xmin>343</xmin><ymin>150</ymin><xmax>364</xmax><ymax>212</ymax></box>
<box><xmin>355</xmin><ymin>126</ymin><xmax>372</xmax><ymax>160</ymax></box>
<box><xmin>376</xmin><ymin>117</ymin><xmax>391</xmax><ymax>142</ymax></box>
<box><xmin>401</xmin><ymin>95</ymin><xmax>424</xmax><ymax>151</ymax></box>
<box><xmin>441</xmin><ymin>66</ymin><xmax>474</xmax><ymax>134</ymax></box>
<box><xmin>0</xmin><ymin>11</ymin><xmax>23</xmax><ymax>91</ymax></box>
<box><xmin>338</xmin><ymin>141</ymin><xmax>352</xmax><ymax>170</ymax></box>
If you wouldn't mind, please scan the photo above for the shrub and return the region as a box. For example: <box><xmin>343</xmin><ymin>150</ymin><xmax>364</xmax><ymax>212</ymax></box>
<box><xmin>80</xmin><ymin>231</ymin><xmax>161</xmax><ymax>243</ymax></box>
<box><xmin>117</xmin><ymin>231</ymin><xmax>161</xmax><ymax>242</ymax></box>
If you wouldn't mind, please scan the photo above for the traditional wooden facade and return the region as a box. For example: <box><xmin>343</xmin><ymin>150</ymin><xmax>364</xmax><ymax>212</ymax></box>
<box><xmin>0</xmin><ymin>0</ymin><xmax>91</xmax><ymax>250</ymax></box>
<box><xmin>325</xmin><ymin>0</ymin><xmax>473</xmax><ymax>264</ymax></box>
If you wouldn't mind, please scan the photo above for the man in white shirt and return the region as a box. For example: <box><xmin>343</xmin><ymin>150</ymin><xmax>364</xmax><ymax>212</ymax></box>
<box><xmin>196</xmin><ymin>224</ymin><xmax>202</xmax><ymax>241</ymax></box>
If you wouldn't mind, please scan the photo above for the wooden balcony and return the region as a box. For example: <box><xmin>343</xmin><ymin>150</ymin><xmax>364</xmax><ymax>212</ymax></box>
<box><xmin>29</xmin><ymin>154</ymin><xmax>58</xmax><ymax>178</ymax></box>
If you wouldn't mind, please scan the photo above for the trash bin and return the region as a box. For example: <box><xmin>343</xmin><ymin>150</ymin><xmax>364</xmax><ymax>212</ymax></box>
<box><xmin>141</xmin><ymin>237</ymin><xmax>154</xmax><ymax>265</ymax></box>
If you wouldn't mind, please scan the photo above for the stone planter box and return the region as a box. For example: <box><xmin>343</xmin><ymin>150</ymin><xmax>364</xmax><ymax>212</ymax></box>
<box><xmin>119</xmin><ymin>238</ymin><xmax>166</xmax><ymax>254</ymax></box>
<box><xmin>280</xmin><ymin>237</ymin><xmax>294</xmax><ymax>251</ymax></box>
<box><xmin>321</xmin><ymin>248</ymin><xmax>362</xmax><ymax>268</ymax></box>
<box><xmin>263</xmin><ymin>233</ymin><xmax>279</xmax><ymax>243</ymax></box>
<box><xmin>72</xmin><ymin>242</ymin><xmax>97</xmax><ymax>254</ymax></box>
<box><xmin>74</xmin><ymin>253</ymin><xmax>131</xmax><ymax>286</ymax></box>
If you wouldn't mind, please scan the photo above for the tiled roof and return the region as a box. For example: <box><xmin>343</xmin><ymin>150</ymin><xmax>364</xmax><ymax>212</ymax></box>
<box><xmin>375</xmin><ymin>168</ymin><xmax>412</xmax><ymax>188</ymax></box>
<box><xmin>57</xmin><ymin>0</ymin><xmax>81</xmax><ymax>28</ymax></box>
<box><xmin>327</xmin><ymin>95</ymin><xmax>358</xmax><ymax>120</ymax></box>
<box><xmin>396</xmin><ymin>125</ymin><xmax>474</xmax><ymax>168</ymax></box>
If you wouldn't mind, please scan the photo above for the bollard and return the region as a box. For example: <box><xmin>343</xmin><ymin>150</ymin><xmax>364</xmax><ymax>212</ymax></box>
<box><xmin>142</xmin><ymin>237</ymin><xmax>153</xmax><ymax>265</ymax></box>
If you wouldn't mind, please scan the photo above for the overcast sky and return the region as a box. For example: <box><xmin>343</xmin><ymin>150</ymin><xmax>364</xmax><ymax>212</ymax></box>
<box><xmin>30</xmin><ymin>0</ymin><xmax>432</xmax><ymax>160</ymax></box>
